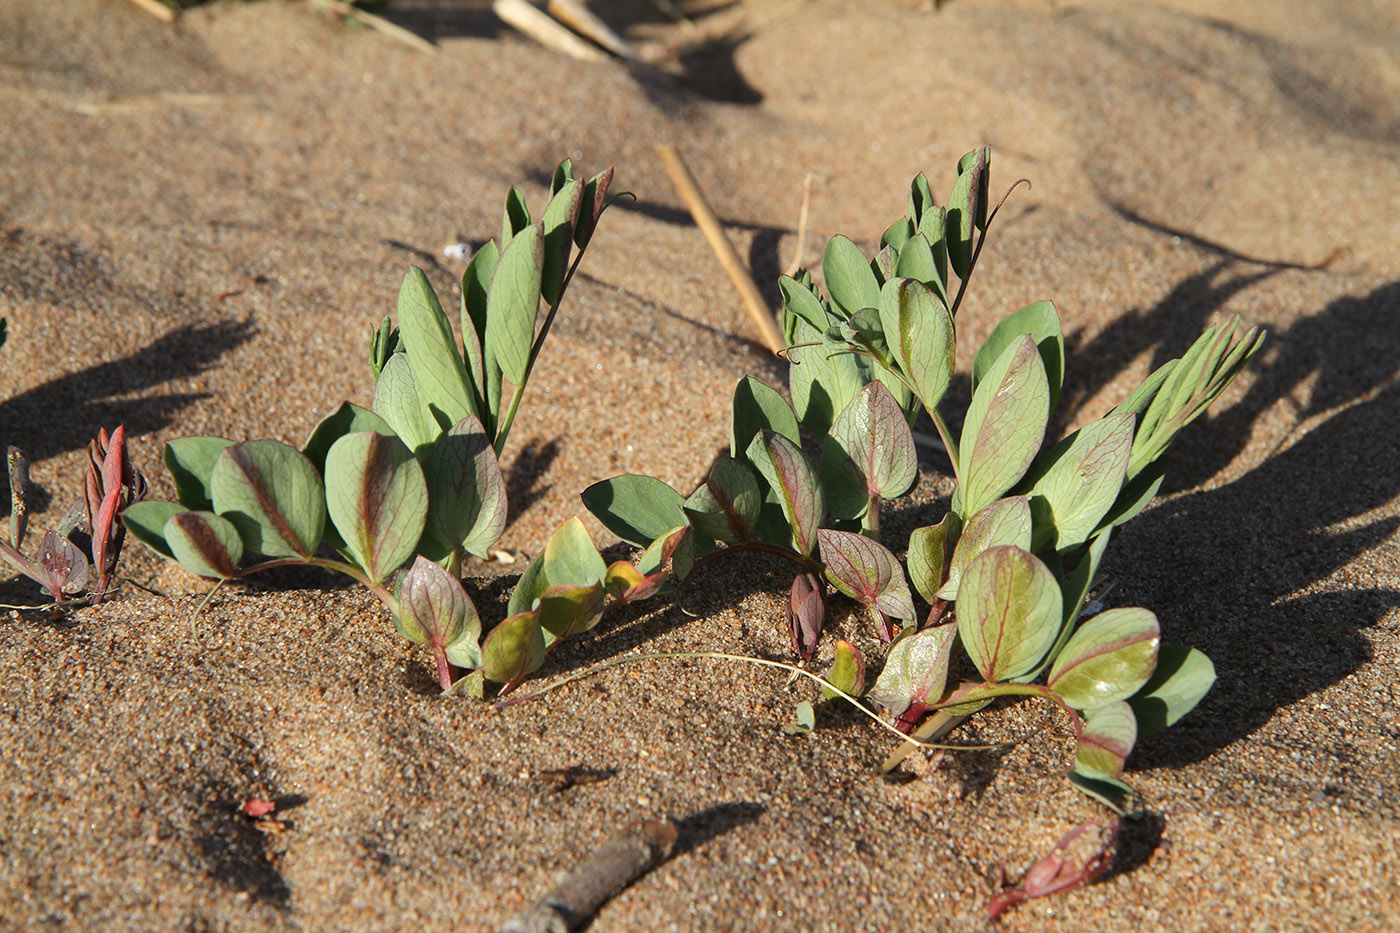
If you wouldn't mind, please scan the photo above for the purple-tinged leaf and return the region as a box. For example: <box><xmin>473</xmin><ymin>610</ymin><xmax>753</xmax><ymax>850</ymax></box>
<box><xmin>302</xmin><ymin>403</ymin><xmax>394</xmax><ymax>478</ymax></box>
<box><xmin>683</xmin><ymin>457</ymin><xmax>760</xmax><ymax>544</ymax></box>
<box><xmin>946</xmin><ymin>149</ymin><xmax>986</xmax><ymax>280</ymax></box>
<box><xmin>397</xmin><ymin>555</ymin><xmax>481</xmax><ymax>660</ymax></box>
<box><xmin>958</xmin><ymin>545</ymin><xmax>1060</xmax><ymax>682</ymax></box>
<box><xmin>540</xmin><ymin>177</ymin><xmax>583</xmax><ymax>308</ymax></box>
<box><xmin>1027</xmin><ymin>413</ymin><xmax>1133</xmax><ymax>551</ymax></box>
<box><xmin>878</xmin><ymin>279</ymin><xmax>955</xmax><ymax>413</ymax></box>
<box><xmin>820</xmin><ymin>381</ymin><xmax>918</xmax><ymax>521</ymax></box>
<box><xmin>573</xmin><ymin>165</ymin><xmax>614</xmax><ymax>250</ymax></box>
<box><xmin>937</xmin><ymin>496</ymin><xmax>1031</xmax><ymax>601</ymax></box>
<box><xmin>747</xmin><ymin>431</ymin><xmax>824</xmax><ymax>556</ymax></box>
<box><xmin>537</xmin><ymin>581</ymin><xmax>606</xmax><ymax>643</ymax></box>
<box><xmin>1128</xmin><ymin>643</ymin><xmax>1215</xmax><ymax>738</ymax></box>
<box><xmin>787</xmin><ymin>571</ymin><xmax>825</xmax><ymax>659</ymax></box>
<box><xmin>636</xmin><ymin>524</ymin><xmax>695</xmax><ymax>581</ymax></box>
<box><xmin>907</xmin><ymin>514</ymin><xmax>959</xmax><ymax>605</ymax></box>
<box><xmin>958</xmin><ymin>335</ymin><xmax>1049</xmax><ymax>518</ymax></box>
<box><xmin>821</xmin><ymin>639</ymin><xmax>865</xmax><ymax>701</ymax></box>
<box><xmin>34</xmin><ymin>529</ymin><xmax>89</xmax><ymax>599</ymax></box>
<box><xmin>423</xmin><ymin>415</ymin><xmax>507</xmax><ymax>559</ymax></box>
<box><xmin>868</xmin><ymin>623</ymin><xmax>957</xmax><ymax>720</ymax></box>
<box><xmin>1048</xmin><ymin>607</ymin><xmax>1160</xmax><ymax>710</ymax></box>
<box><xmin>817</xmin><ymin>529</ymin><xmax>915</xmax><ymax>622</ymax></box>
<box><xmin>325</xmin><ymin>432</ymin><xmax>427</xmax><ymax>585</ymax></box>
<box><xmin>164</xmin><ymin>511</ymin><xmax>243</xmax><ymax>579</ymax></box>
<box><xmin>1074</xmin><ymin>700</ymin><xmax>1137</xmax><ymax>780</ymax></box>
<box><xmin>480</xmin><ymin>611</ymin><xmax>545</xmax><ymax>685</ymax></box>
<box><xmin>210</xmin><ymin>441</ymin><xmax>326</xmax><ymax>560</ymax></box>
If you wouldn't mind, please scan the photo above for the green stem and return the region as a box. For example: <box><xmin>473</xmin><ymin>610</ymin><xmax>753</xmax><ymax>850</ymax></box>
<box><xmin>929</xmin><ymin>406</ymin><xmax>960</xmax><ymax>477</ymax></box>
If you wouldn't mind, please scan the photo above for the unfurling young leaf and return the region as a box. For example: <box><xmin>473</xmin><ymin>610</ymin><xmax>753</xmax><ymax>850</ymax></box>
<box><xmin>209</xmin><ymin>441</ymin><xmax>326</xmax><ymax>560</ymax></box>
<box><xmin>820</xmin><ymin>381</ymin><xmax>918</xmax><ymax>522</ymax></box>
<box><xmin>1048</xmin><ymin>607</ymin><xmax>1160</xmax><ymax>710</ymax></box>
<box><xmin>480</xmin><ymin>611</ymin><xmax>546</xmax><ymax>686</ymax></box>
<box><xmin>325</xmin><ymin>431</ymin><xmax>427</xmax><ymax>585</ymax></box>
<box><xmin>958</xmin><ymin>335</ymin><xmax>1050</xmax><ymax>517</ymax></box>
<box><xmin>821</xmin><ymin>639</ymin><xmax>865</xmax><ymax>701</ymax></box>
<box><xmin>817</xmin><ymin>528</ymin><xmax>915</xmax><ymax>628</ymax></box>
<box><xmin>946</xmin><ymin>147</ymin><xmax>988</xmax><ymax>280</ymax></box>
<box><xmin>787</xmin><ymin>571</ymin><xmax>825</xmax><ymax>659</ymax></box>
<box><xmin>957</xmin><ymin>545</ymin><xmax>1060</xmax><ymax>682</ymax></box>
<box><xmin>33</xmin><ymin>529</ymin><xmax>90</xmax><ymax>600</ymax></box>
<box><xmin>747</xmin><ymin>430</ymin><xmax>825</xmax><ymax>556</ymax></box>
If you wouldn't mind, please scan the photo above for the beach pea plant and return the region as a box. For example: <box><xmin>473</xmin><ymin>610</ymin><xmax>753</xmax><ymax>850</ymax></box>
<box><xmin>122</xmin><ymin>163</ymin><xmax>680</xmax><ymax>692</ymax></box>
<box><xmin>582</xmin><ymin>149</ymin><xmax>1263</xmax><ymax>805</ymax></box>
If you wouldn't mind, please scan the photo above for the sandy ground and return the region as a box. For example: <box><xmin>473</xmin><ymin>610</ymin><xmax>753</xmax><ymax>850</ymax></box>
<box><xmin>2</xmin><ymin>0</ymin><xmax>1398</xmax><ymax>928</ymax></box>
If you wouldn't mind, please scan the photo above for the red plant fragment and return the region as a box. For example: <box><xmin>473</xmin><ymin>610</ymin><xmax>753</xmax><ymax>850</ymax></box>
<box><xmin>241</xmin><ymin>798</ymin><xmax>276</xmax><ymax>818</ymax></box>
<box><xmin>986</xmin><ymin>818</ymin><xmax>1120</xmax><ymax>920</ymax></box>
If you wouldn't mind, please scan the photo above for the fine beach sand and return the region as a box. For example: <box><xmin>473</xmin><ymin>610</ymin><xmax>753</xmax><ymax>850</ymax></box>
<box><xmin>2</xmin><ymin>0</ymin><xmax>1398</xmax><ymax>928</ymax></box>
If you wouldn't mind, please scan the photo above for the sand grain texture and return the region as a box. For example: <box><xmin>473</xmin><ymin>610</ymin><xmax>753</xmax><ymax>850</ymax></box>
<box><xmin>1</xmin><ymin>0</ymin><xmax>1398</xmax><ymax>929</ymax></box>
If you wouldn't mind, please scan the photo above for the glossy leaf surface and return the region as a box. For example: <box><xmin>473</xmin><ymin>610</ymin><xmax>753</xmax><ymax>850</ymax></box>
<box><xmin>1049</xmin><ymin>607</ymin><xmax>1160</xmax><ymax>710</ymax></box>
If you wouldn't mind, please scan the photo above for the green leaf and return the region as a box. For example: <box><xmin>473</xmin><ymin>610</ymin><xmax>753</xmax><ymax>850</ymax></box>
<box><xmin>915</xmin><ymin>205</ymin><xmax>948</xmax><ymax>287</ymax></box>
<box><xmin>879</xmin><ymin>278</ymin><xmax>955</xmax><ymax>413</ymax></box>
<box><xmin>787</xmin><ymin>317</ymin><xmax>868</xmax><ymax>438</ymax></box>
<box><xmin>485</xmin><ymin>223</ymin><xmax>544</xmax><ymax>385</ymax></box>
<box><xmin>461</xmin><ymin>239</ymin><xmax>500</xmax><ymax>420</ymax></box>
<box><xmin>937</xmin><ymin>496</ymin><xmax>1031</xmax><ymax>601</ymax></box>
<box><xmin>972</xmin><ymin>300</ymin><xmax>1064</xmax><ymax>415</ymax></box>
<box><xmin>957</xmin><ymin>146</ymin><xmax>990</xmax><ymax>229</ymax></box>
<box><xmin>635</xmin><ymin>524</ymin><xmax>695</xmax><ymax>585</ymax></box>
<box><xmin>1030</xmin><ymin>529</ymin><xmax>1113</xmax><ymax>681</ymax></box>
<box><xmin>210</xmin><ymin>441</ymin><xmax>326</xmax><ymax>560</ymax></box>
<box><xmin>731</xmin><ymin>377</ymin><xmax>800</xmax><ymax>461</ymax></box>
<box><xmin>786</xmin><ymin>700</ymin><xmax>816</xmax><ymax>733</ymax></box>
<box><xmin>867</xmin><ymin>623</ymin><xmax>957</xmax><ymax>718</ymax></box>
<box><xmin>946</xmin><ymin>149</ymin><xmax>987</xmax><ymax>280</ymax></box>
<box><xmin>398</xmin><ymin>267</ymin><xmax>477</xmax><ymax>427</ymax></box>
<box><xmin>817</xmin><ymin>528</ymin><xmax>915</xmax><ymax>621</ymax></box>
<box><xmin>1067</xmin><ymin>770</ymin><xmax>1134</xmax><ymax>811</ymax></box>
<box><xmin>872</xmin><ymin>245</ymin><xmax>897</xmax><ymax>285</ymax></box>
<box><xmin>479</xmin><ymin>611</ymin><xmax>545</xmax><ymax>685</ymax></box>
<box><xmin>1097</xmin><ymin>458</ymin><xmax>1167</xmax><ymax>531</ymax></box>
<box><xmin>1049</xmin><ymin>607</ymin><xmax>1160</xmax><ymax>710</ymax></box>
<box><xmin>958</xmin><ymin>545</ymin><xmax>1061</xmax><ymax>682</ymax></box>
<box><xmin>541</xmin><ymin>178</ymin><xmax>582</xmax><ymax>308</ymax></box>
<box><xmin>683</xmin><ymin>457</ymin><xmax>761</xmax><ymax>544</ymax></box>
<box><xmin>121</xmin><ymin>500</ymin><xmax>183</xmax><ymax>560</ymax></box>
<box><xmin>501</xmin><ymin>185</ymin><xmax>531</xmax><ymax>243</ymax></box>
<box><xmin>907</xmin><ymin>173</ymin><xmax>935</xmax><ymax>226</ymax></box>
<box><xmin>820</xmin><ymin>381</ymin><xmax>918</xmax><ymax>521</ymax></box>
<box><xmin>822</xmin><ymin>234</ymin><xmax>881</xmax><ymax>314</ymax></box>
<box><xmin>958</xmin><ymin>335</ymin><xmax>1050</xmax><ymax>517</ymax></box>
<box><xmin>821</xmin><ymin>639</ymin><xmax>866</xmax><ymax>701</ymax></box>
<box><xmin>325</xmin><ymin>431</ymin><xmax>427</xmax><ymax>584</ymax></box>
<box><xmin>1129</xmin><ymin>644</ymin><xmax>1215</xmax><ymax>739</ymax></box>
<box><xmin>372</xmin><ymin>353</ymin><xmax>438</xmax><ymax>454</ymax></box>
<box><xmin>507</xmin><ymin>552</ymin><xmax>549</xmax><ymax>616</ymax></box>
<box><xmin>907</xmin><ymin>514</ymin><xmax>959</xmax><ymax>605</ymax></box>
<box><xmin>302</xmin><ymin>402</ymin><xmax>396</xmax><ymax>477</ymax></box>
<box><xmin>1074</xmin><ymin>700</ymin><xmax>1137</xmax><ymax>780</ymax></box>
<box><xmin>537</xmin><ymin>581</ymin><xmax>606</xmax><ymax>643</ymax></box>
<box><xmin>396</xmin><ymin>555</ymin><xmax>481</xmax><ymax>658</ymax></box>
<box><xmin>542</xmin><ymin>516</ymin><xmax>605</xmax><ymax>587</ymax></box>
<box><xmin>422</xmin><ymin>415</ymin><xmax>507</xmax><ymax>559</ymax></box>
<box><xmin>164</xmin><ymin>437</ymin><xmax>234</xmax><ymax>510</ymax></box>
<box><xmin>580</xmin><ymin>474</ymin><xmax>687</xmax><ymax>548</ymax></box>
<box><xmin>1026</xmin><ymin>413</ymin><xmax>1134</xmax><ymax>551</ymax></box>
<box><xmin>881</xmin><ymin>216</ymin><xmax>913</xmax><ymax>253</ymax></box>
<box><xmin>892</xmin><ymin>234</ymin><xmax>946</xmax><ymax>304</ymax></box>
<box><xmin>747</xmin><ymin>430</ymin><xmax>825</xmax><ymax>556</ymax></box>
<box><xmin>369</xmin><ymin>315</ymin><xmax>398</xmax><ymax>383</ymax></box>
<box><xmin>163</xmin><ymin>511</ymin><xmax>243</xmax><ymax>579</ymax></box>
<box><xmin>778</xmin><ymin>275</ymin><xmax>830</xmax><ymax>334</ymax></box>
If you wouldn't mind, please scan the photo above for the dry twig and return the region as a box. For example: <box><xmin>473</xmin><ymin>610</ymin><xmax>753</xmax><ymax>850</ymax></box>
<box><xmin>123</xmin><ymin>0</ymin><xmax>176</xmax><ymax>22</ymax></box>
<box><xmin>493</xmin><ymin>0</ymin><xmax>608</xmax><ymax>62</ymax></box>
<box><xmin>547</xmin><ymin>0</ymin><xmax>643</xmax><ymax>62</ymax></box>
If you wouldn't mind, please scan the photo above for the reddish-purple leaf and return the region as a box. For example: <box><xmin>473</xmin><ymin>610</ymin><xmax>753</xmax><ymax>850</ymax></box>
<box><xmin>986</xmin><ymin>818</ymin><xmax>1119</xmax><ymax>920</ymax></box>
<box><xmin>164</xmin><ymin>511</ymin><xmax>243</xmax><ymax>579</ymax></box>
<box><xmin>325</xmin><ymin>431</ymin><xmax>427</xmax><ymax>585</ymax></box>
<box><xmin>683</xmin><ymin>457</ymin><xmax>761</xmax><ymax>543</ymax></box>
<box><xmin>817</xmin><ymin>528</ymin><xmax>915</xmax><ymax>622</ymax></box>
<box><xmin>746</xmin><ymin>430</ymin><xmax>825</xmax><ymax>556</ymax></box>
<box><xmin>787</xmin><ymin>571</ymin><xmax>826</xmax><ymax>659</ymax></box>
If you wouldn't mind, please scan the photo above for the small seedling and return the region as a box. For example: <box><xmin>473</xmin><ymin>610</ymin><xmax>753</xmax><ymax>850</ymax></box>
<box><xmin>0</xmin><ymin>426</ymin><xmax>146</xmax><ymax>606</ymax></box>
<box><xmin>581</xmin><ymin>149</ymin><xmax>1262</xmax><ymax>806</ymax></box>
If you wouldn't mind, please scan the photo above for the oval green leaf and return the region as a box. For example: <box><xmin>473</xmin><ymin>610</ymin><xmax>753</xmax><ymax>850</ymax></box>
<box><xmin>164</xmin><ymin>437</ymin><xmax>234</xmax><ymax>511</ymax></box>
<box><xmin>325</xmin><ymin>431</ymin><xmax>427</xmax><ymax>584</ymax></box>
<box><xmin>746</xmin><ymin>430</ymin><xmax>824</xmax><ymax>556</ymax></box>
<box><xmin>867</xmin><ymin>623</ymin><xmax>957</xmax><ymax>718</ymax></box>
<box><xmin>1074</xmin><ymin>700</ymin><xmax>1137</xmax><ymax>780</ymax></box>
<box><xmin>537</xmin><ymin>581</ymin><xmax>606</xmax><ymax>643</ymax></box>
<box><xmin>878</xmin><ymin>279</ymin><xmax>954</xmax><ymax>413</ymax></box>
<box><xmin>907</xmin><ymin>514</ymin><xmax>959</xmax><ymax>605</ymax></box>
<box><xmin>958</xmin><ymin>545</ymin><xmax>1061</xmax><ymax>682</ymax></box>
<box><xmin>542</xmin><ymin>516</ymin><xmax>605</xmax><ymax>588</ymax></box>
<box><xmin>373</xmin><ymin>352</ymin><xmax>437</xmax><ymax>453</ymax></box>
<box><xmin>303</xmin><ymin>402</ymin><xmax>395</xmax><ymax>476</ymax></box>
<box><xmin>164</xmin><ymin>510</ymin><xmax>243</xmax><ymax>579</ymax></box>
<box><xmin>485</xmin><ymin>222</ymin><xmax>543</xmax><ymax>384</ymax></box>
<box><xmin>1128</xmin><ymin>643</ymin><xmax>1215</xmax><ymax>739</ymax></box>
<box><xmin>937</xmin><ymin>496</ymin><xmax>1031</xmax><ymax>601</ymax></box>
<box><xmin>210</xmin><ymin>440</ymin><xmax>326</xmax><ymax>560</ymax></box>
<box><xmin>1027</xmin><ymin>413</ymin><xmax>1134</xmax><ymax>552</ymax></box>
<box><xmin>397</xmin><ymin>555</ymin><xmax>480</xmax><ymax>654</ymax></box>
<box><xmin>398</xmin><ymin>267</ymin><xmax>477</xmax><ymax>427</ymax></box>
<box><xmin>820</xmin><ymin>381</ymin><xmax>918</xmax><ymax>521</ymax></box>
<box><xmin>822</xmin><ymin>234</ymin><xmax>880</xmax><ymax>315</ymax></box>
<box><xmin>817</xmin><ymin>528</ymin><xmax>914</xmax><ymax>621</ymax></box>
<box><xmin>580</xmin><ymin>474</ymin><xmax>686</xmax><ymax>549</ymax></box>
<box><xmin>1049</xmin><ymin>607</ymin><xmax>1160</xmax><ymax>710</ymax></box>
<box><xmin>972</xmin><ymin>300</ymin><xmax>1064</xmax><ymax>414</ymax></box>
<box><xmin>731</xmin><ymin>377</ymin><xmax>800</xmax><ymax>461</ymax></box>
<box><xmin>480</xmin><ymin>611</ymin><xmax>546</xmax><ymax>685</ymax></box>
<box><xmin>423</xmin><ymin>415</ymin><xmax>507</xmax><ymax>559</ymax></box>
<box><xmin>122</xmin><ymin>500</ymin><xmax>183</xmax><ymax>560</ymax></box>
<box><xmin>958</xmin><ymin>335</ymin><xmax>1049</xmax><ymax>517</ymax></box>
<box><xmin>683</xmin><ymin>457</ymin><xmax>760</xmax><ymax>544</ymax></box>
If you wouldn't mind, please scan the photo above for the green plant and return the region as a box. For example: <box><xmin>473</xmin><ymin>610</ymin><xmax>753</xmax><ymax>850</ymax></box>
<box><xmin>1</xmin><ymin>426</ymin><xmax>146</xmax><ymax>605</ymax></box>
<box><xmin>580</xmin><ymin>149</ymin><xmax>1263</xmax><ymax>806</ymax></box>
<box><xmin>123</xmin><ymin>163</ymin><xmax>673</xmax><ymax>692</ymax></box>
